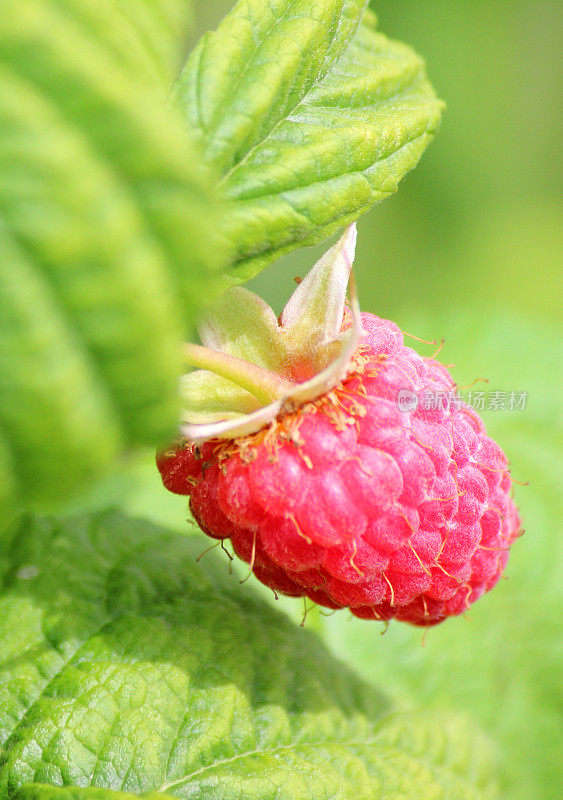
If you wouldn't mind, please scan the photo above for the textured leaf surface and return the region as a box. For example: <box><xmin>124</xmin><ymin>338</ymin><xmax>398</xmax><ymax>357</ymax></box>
<box><xmin>0</xmin><ymin>512</ymin><xmax>497</xmax><ymax>800</ymax></box>
<box><xmin>177</xmin><ymin>3</ymin><xmax>443</xmax><ymax>280</ymax></box>
<box><xmin>0</xmin><ymin>0</ymin><xmax>223</xmax><ymax>511</ymax></box>
<box><xmin>14</xmin><ymin>787</ymin><xmax>176</xmax><ymax>800</ymax></box>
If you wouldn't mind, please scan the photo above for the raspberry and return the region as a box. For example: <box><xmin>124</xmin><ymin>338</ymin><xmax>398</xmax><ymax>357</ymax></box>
<box><xmin>158</xmin><ymin>226</ymin><xmax>521</xmax><ymax>626</ymax></box>
<box><xmin>157</xmin><ymin>310</ymin><xmax>521</xmax><ymax>627</ymax></box>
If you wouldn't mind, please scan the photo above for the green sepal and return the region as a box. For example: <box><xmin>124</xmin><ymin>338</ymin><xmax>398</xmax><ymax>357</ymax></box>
<box><xmin>180</xmin><ymin>371</ymin><xmax>261</xmax><ymax>424</ymax></box>
<box><xmin>198</xmin><ymin>287</ymin><xmax>284</xmax><ymax>372</ymax></box>
<box><xmin>179</xmin><ymin>225</ymin><xmax>362</xmax><ymax>442</ymax></box>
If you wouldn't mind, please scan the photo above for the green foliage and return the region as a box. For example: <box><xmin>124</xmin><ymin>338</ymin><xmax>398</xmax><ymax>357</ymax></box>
<box><xmin>0</xmin><ymin>2</ymin><xmax>528</xmax><ymax>798</ymax></box>
<box><xmin>0</xmin><ymin>0</ymin><xmax>224</xmax><ymax>512</ymax></box>
<box><xmin>177</xmin><ymin>3</ymin><xmax>443</xmax><ymax>281</ymax></box>
<box><xmin>0</xmin><ymin>512</ymin><xmax>498</xmax><ymax>800</ymax></box>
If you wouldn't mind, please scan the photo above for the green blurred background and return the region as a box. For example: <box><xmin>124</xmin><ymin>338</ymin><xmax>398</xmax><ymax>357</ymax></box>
<box><xmin>78</xmin><ymin>3</ymin><xmax>563</xmax><ymax>799</ymax></box>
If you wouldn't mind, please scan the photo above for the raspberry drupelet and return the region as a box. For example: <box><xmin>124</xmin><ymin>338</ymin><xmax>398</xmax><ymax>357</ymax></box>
<box><xmin>157</xmin><ymin>226</ymin><xmax>521</xmax><ymax>627</ymax></box>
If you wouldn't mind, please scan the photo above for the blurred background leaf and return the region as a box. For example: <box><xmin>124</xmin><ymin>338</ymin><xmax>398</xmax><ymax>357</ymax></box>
<box><xmin>110</xmin><ymin>0</ymin><xmax>194</xmax><ymax>83</ymax></box>
<box><xmin>0</xmin><ymin>0</ymin><xmax>226</xmax><ymax>514</ymax></box>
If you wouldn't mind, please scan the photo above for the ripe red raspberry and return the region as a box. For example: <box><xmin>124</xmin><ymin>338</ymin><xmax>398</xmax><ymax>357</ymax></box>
<box><xmin>157</xmin><ymin>310</ymin><xmax>521</xmax><ymax>627</ymax></box>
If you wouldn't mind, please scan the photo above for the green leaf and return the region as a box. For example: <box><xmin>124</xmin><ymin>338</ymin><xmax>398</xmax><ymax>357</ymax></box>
<box><xmin>0</xmin><ymin>512</ymin><xmax>498</xmax><ymax>800</ymax></box>
<box><xmin>0</xmin><ymin>0</ymin><xmax>224</xmax><ymax>511</ymax></box>
<box><xmin>177</xmin><ymin>3</ymin><xmax>443</xmax><ymax>281</ymax></box>
<box><xmin>197</xmin><ymin>287</ymin><xmax>283</xmax><ymax>371</ymax></box>
<box><xmin>14</xmin><ymin>787</ymin><xmax>177</xmax><ymax>800</ymax></box>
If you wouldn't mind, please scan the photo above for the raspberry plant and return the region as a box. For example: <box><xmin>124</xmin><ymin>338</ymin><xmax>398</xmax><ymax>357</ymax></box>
<box><xmin>0</xmin><ymin>2</ymin><xmax>555</xmax><ymax>800</ymax></box>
